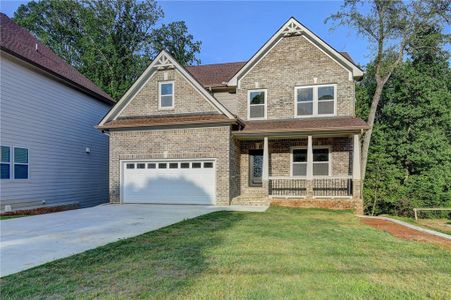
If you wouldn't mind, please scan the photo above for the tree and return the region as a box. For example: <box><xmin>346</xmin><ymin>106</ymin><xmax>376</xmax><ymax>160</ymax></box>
<box><xmin>356</xmin><ymin>24</ymin><xmax>450</xmax><ymax>215</ymax></box>
<box><xmin>151</xmin><ymin>21</ymin><xmax>202</xmax><ymax>66</ymax></box>
<box><xmin>14</xmin><ymin>0</ymin><xmax>202</xmax><ymax>100</ymax></box>
<box><xmin>326</xmin><ymin>0</ymin><xmax>450</xmax><ymax>190</ymax></box>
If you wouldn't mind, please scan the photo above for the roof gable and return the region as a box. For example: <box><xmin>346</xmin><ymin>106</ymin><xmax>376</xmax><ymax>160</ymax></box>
<box><xmin>98</xmin><ymin>51</ymin><xmax>235</xmax><ymax>126</ymax></box>
<box><xmin>228</xmin><ymin>17</ymin><xmax>363</xmax><ymax>86</ymax></box>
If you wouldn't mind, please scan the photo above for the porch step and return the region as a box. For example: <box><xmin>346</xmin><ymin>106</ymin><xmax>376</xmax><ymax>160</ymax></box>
<box><xmin>231</xmin><ymin>194</ymin><xmax>269</xmax><ymax>206</ymax></box>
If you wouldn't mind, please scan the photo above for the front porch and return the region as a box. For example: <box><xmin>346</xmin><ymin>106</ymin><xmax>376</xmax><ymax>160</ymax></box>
<box><xmin>231</xmin><ymin>133</ymin><xmax>363</xmax><ymax>213</ymax></box>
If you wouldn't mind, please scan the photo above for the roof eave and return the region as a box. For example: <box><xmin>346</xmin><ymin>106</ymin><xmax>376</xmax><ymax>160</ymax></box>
<box><xmin>0</xmin><ymin>48</ymin><xmax>115</xmax><ymax>106</ymax></box>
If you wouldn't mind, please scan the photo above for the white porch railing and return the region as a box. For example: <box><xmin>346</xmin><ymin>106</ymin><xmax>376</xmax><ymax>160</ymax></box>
<box><xmin>268</xmin><ymin>176</ymin><xmax>352</xmax><ymax>197</ymax></box>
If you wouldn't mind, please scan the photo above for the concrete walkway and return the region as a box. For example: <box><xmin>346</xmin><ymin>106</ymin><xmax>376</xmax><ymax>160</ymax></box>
<box><xmin>0</xmin><ymin>204</ymin><xmax>267</xmax><ymax>277</ymax></box>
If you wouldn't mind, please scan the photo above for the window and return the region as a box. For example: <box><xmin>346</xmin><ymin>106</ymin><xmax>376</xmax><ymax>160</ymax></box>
<box><xmin>295</xmin><ymin>85</ymin><xmax>336</xmax><ymax>117</ymax></box>
<box><xmin>169</xmin><ymin>162</ymin><xmax>178</xmax><ymax>169</ymax></box>
<box><xmin>292</xmin><ymin>149</ymin><xmax>307</xmax><ymax>176</ymax></box>
<box><xmin>203</xmin><ymin>162</ymin><xmax>213</xmax><ymax>168</ymax></box>
<box><xmin>137</xmin><ymin>163</ymin><xmax>145</xmax><ymax>169</ymax></box>
<box><xmin>1</xmin><ymin>146</ymin><xmax>10</xmax><ymax>179</ymax></box>
<box><xmin>192</xmin><ymin>162</ymin><xmax>201</xmax><ymax>168</ymax></box>
<box><xmin>158</xmin><ymin>163</ymin><xmax>167</xmax><ymax>169</ymax></box>
<box><xmin>313</xmin><ymin>148</ymin><xmax>330</xmax><ymax>176</ymax></box>
<box><xmin>13</xmin><ymin>147</ymin><xmax>28</xmax><ymax>179</ymax></box>
<box><xmin>248</xmin><ymin>90</ymin><xmax>266</xmax><ymax>119</ymax></box>
<box><xmin>180</xmin><ymin>162</ymin><xmax>190</xmax><ymax>169</ymax></box>
<box><xmin>126</xmin><ymin>163</ymin><xmax>135</xmax><ymax>169</ymax></box>
<box><xmin>147</xmin><ymin>163</ymin><xmax>156</xmax><ymax>169</ymax></box>
<box><xmin>159</xmin><ymin>81</ymin><xmax>174</xmax><ymax>109</ymax></box>
<box><xmin>291</xmin><ymin>147</ymin><xmax>330</xmax><ymax>176</ymax></box>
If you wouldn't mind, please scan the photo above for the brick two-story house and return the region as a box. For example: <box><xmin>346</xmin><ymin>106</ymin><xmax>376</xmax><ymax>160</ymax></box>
<box><xmin>98</xmin><ymin>18</ymin><xmax>369</xmax><ymax>213</ymax></box>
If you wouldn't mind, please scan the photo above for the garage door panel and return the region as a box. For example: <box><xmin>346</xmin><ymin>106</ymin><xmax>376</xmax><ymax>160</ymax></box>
<box><xmin>122</xmin><ymin>160</ymin><xmax>216</xmax><ymax>205</ymax></box>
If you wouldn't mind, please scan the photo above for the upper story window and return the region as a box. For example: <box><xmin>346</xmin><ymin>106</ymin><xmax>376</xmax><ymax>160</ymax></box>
<box><xmin>159</xmin><ymin>81</ymin><xmax>174</xmax><ymax>109</ymax></box>
<box><xmin>248</xmin><ymin>89</ymin><xmax>266</xmax><ymax>120</ymax></box>
<box><xmin>295</xmin><ymin>84</ymin><xmax>336</xmax><ymax>117</ymax></box>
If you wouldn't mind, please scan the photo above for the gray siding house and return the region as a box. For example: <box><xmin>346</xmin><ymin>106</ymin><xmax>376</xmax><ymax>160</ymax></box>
<box><xmin>0</xmin><ymin>14</ymin><xmax>114</xmax><ymax>212</ymax></box>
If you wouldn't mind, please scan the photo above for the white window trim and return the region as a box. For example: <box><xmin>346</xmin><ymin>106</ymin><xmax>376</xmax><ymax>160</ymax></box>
<box><xmin>290</xmin><ymin>146</ymin><xmax>332</xmax><ymax>177</ymax></box>
<box><xmin>13</xmin><ymin>146</ymin><xmax>29</xmax><ymax>180</ymax></box>
<box><xmin>294</xmin><ymin>84</ymin><xmax>337</xmax><ymax>118</ymax></box>
<box><xmin>247</xmin><ymin>89</ymin><xmax>267</xmax><ymax>120</ymax></box>
<box><xmin>158</xmin><ymin>81</ymin><xmax>175</xmax><ymax>110</ymax></box>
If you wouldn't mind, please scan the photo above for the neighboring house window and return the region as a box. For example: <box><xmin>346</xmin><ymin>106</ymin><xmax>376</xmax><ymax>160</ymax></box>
<box><xmin>295</xmin><ymin>84</ymin><xmax>336</xmax><ymax>117</ymax></box>
<box><xmin>1</xmin><ymin>146</ymin><xmax>11</xmax><ymax>179</ymax></box>
<box><xmin>14</xmin><ymin>147</ymin><xmax>29</xmax><ymax>179</ymax></box>
<box><xmin>248</xmin><ymin>90</ymin><xmax>266</xmax><ymax>119</ymax></box>
<box><xmin>159</xmin><ymin>81</ymin><xmax>174</xmax><ymax>109</ymax></box>
<box><xmin>291</xmin><ymin>147</ymin><xmax>330</xmax><ymax>176</ymax></box>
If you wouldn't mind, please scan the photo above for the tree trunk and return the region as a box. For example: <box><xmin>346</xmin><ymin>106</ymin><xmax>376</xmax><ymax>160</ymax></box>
<box><xmin>361</xmin><ymin>80</ymin><xmax>385</xmax><ymax>188</ymax></box>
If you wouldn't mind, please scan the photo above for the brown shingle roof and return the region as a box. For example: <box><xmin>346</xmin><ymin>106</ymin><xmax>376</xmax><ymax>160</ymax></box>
<box><xmin>237</xmin><ymin>117</ymin><xmax>369</xmax><ymax>134</ymax></box>
<box><xmin>186</xmin><ymin>61</ymin><xmax>246</xmax><ymax>88</ymax></box>
<box><xmin>186</xmin><ymin>52</ymin><xmax>355</xmax><ymax>89</ymax></box>
<box><xmin>0</xmin><ymin>13</ymin><xmax>114</xmax><ymax>105</ymax></box>
<box><xmin>98</xmin><ymin>114</ymin><xmax>236</xmax><ymax>129</ymax></box>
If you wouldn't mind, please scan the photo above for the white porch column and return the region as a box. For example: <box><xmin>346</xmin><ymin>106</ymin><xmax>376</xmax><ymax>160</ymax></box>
<box><xmin>306</xmin><ymin>135</ymin><xmax>313</xmax><ymax>180</ymax></box>
<box><xmin>262</xmin><ymin>136</ymin><xmax>269</xmax><ymax>181</ymax></box>
<box><xmin>352</xmin><ymin>134</ymin><xmax>361</xmax><ymax>180</ymax></box>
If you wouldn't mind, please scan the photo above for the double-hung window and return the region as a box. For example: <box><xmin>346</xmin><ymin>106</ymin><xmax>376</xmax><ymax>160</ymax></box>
<box><xmin>248</xmin><ymin>90</ymin><xmax>266</xmax><ymax>119</ymax></box>
<box><xmin>312</xmin><ymin>148</ymin><xmax>330</xmax><ymax>176</ymax></box>
<box><xmin>291</xmin><ymin>147</ymin><xmax>330</xmax><ymax>176</ymax></box>
<box><xmin>159</xmin><ymin>81</ymin><xmax>174</xmax><ymax>109</ymax></box>
<box><xmin>295</xmin><ymin>84</ymin><xmax>336</xmax><ymax>117</ymax></box>
<box><xmin>1</xmin><ymin>146</ymin><xmax>11</xmax><ymax>179</ymax></box>
<box><xmin>14</xmin><ymin>147</ymin><xmax>29</xmax><ymax>179</ymax></box>
<box><xmin>292</xmin><ymin>148</ymin><xmax>307</xmax><ymax>176</ymax></box>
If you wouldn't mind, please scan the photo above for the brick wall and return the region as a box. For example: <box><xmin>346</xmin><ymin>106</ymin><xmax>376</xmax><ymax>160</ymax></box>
<box><xmin>109</xmin><ymin>126</ymin><xmax>231</xmax><ymax>205</ymax></box>
<box><xmin>235</xmin><ymin>35</ymin><xmax>355</xmax><ymax>120</ymax></box>
<box><xmin>119</xmin><ymin>68</ymin><xmax>218</xmax><ymax>118</ymax></box>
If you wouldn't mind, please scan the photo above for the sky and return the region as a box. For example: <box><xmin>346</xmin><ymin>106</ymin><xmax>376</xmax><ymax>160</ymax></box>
<box><xmin>0</xmin><ymin>1</ymin><xmax>374</xmax><ymax>66</ymax></box>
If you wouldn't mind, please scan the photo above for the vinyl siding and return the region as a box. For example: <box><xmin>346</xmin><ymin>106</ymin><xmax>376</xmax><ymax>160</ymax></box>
<box><xmin>0</xmin><ymin>54</ymin><xmax>111</xmax><ymax>211</ymax></box>
<box><xmin>213</xmin><ymin>91</ymin><xmax>238</xmax><ymax>115</ymax></box>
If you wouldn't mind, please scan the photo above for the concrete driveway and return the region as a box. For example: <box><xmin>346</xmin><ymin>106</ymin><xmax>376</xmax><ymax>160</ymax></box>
<box><xmin>0</xmin><ymin>204</ymin><xmax>267</xmax><ymax>277</ymax></box>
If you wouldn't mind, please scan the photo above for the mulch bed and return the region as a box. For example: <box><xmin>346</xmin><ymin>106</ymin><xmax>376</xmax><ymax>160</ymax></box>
<box><xmin>361</xmin><ymin>217</ymin><xmax>451</xmax><ymax>250</ymax></box>
<box><xmin>0</xmin><ymin>203</ymin><xmax>79</xmax><ymax>217</ymax></box>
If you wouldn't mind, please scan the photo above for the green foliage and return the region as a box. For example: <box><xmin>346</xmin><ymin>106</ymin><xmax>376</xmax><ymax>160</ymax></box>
<box><xmin>13</xmin><ymin>0</ymin><xmax>202</xmax><ymax>100</ymax></box>
<box><xmin>358</xmin><ymin>25</ymin><xmax>451</xmax><ymax>216</ymax></box>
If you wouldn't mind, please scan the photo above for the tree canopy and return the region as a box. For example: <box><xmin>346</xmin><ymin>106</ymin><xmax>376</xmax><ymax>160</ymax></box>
<box><xmin>13</xmin><ymin>0</ymin><xmax>202</xmax><ymax>100</ymax></box>
<box><xmin>356</xmin><ymin>24</ymin><xmax>450</xmax><ymax>215</ymax></box>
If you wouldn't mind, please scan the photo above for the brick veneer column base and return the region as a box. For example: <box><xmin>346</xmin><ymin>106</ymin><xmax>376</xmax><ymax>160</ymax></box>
<box><xmin>271</xmin><ymin>197</ymin><xmax>363</xmax><ymax>213</ymax></box>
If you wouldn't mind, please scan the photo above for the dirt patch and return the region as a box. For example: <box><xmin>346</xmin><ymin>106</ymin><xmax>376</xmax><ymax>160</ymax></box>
<box><xmin>361</xmin><ymin>217</ymin><xmax>451</xmax><ymax>250</ymax></box>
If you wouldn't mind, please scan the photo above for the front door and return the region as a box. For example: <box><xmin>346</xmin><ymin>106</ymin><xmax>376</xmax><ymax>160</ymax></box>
<box><xmin>249</xmin><ymin>149</ymin><xmax>263</xmax><ymax>187</ymax></box>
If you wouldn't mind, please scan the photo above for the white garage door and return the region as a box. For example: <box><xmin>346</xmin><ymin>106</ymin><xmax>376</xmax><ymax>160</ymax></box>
<box><xmin>121</xmin><ymin>160</ymin><xmax>216</xmax><ymax>205</ymax></box>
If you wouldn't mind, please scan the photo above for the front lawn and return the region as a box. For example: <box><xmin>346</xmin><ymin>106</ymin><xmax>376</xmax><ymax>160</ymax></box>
<box><xmin>1</xmin><ymin>207</ymin><xmax>450</xmax><ymax>299</ymax></box>
<box><xmin>0</xmin><ymin>215</ymin><xmax>26</xmax><ymax>220</ymax></box>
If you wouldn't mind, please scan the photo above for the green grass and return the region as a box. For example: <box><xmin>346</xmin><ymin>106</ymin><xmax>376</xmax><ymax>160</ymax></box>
<box><xmin>1</xmin><ymin>207</ymin><xmax>450</xmax><ymax>299</ymax></box>
<box><xmin>0</xmin><ymin>215</ymin><xmax>26</xmax><ymax>220</ymax></box>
